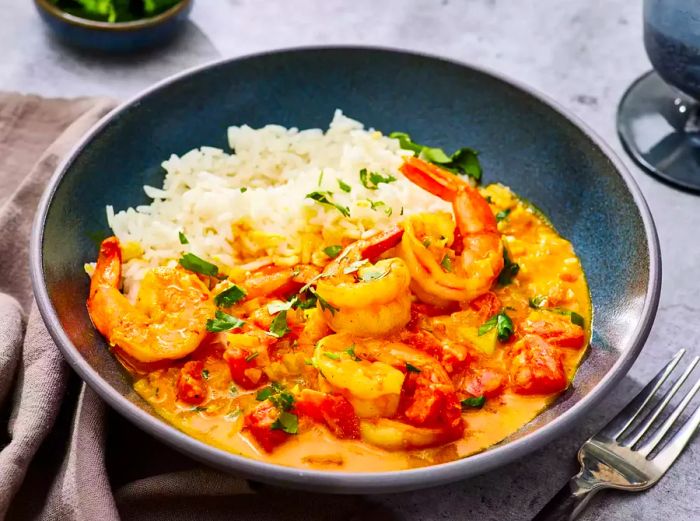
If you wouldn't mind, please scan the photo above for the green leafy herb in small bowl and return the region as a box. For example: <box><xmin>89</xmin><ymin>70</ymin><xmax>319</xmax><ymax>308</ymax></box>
<box><xmin>34</xmin><ymin>0</ymin><xmax>193</xmax><ymax>52</ymax></box>
<box><xmin>48</xmin><ymin>0</ymin><xmax>183</xmax><ymax>23</ymax></box>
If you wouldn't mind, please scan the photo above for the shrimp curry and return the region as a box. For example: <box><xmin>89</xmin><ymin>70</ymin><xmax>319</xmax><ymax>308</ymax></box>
<box><xmin>88</xmin><ymin>156</ymin><xmax>590</xmax><ymax>471</ymax></box>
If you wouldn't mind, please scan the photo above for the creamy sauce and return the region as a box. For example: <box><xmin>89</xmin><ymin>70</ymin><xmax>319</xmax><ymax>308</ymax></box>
<box><xmin>130</xmin><ymin>183</ymin><xmax>591</xmax><ymax>472</ymax></box>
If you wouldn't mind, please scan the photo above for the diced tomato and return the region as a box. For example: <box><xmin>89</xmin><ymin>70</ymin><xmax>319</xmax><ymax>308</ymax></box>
<box><xmin>244</xmin><ymin>401</ymin><xmax>290</xmax><ymax>452</ymax></box>
<box><xmin>467</xmin><ymin>292</ymin><xmax>501</xmax><ymax>322</ymax></box>
<box><xmin>296</xmin><ymin>390</ymin><xmax>360</xmax><ymax>440</ymax></box>
<box><xmin>509</xmin><ymin>335</ymin><xmax>567</xmax><ymax>395</ymax></box>
<box><xmin>176</xmin><ymin>360</ymin><xmax>207</xmax><ymax>405</ymax></box>
<box><xmin>224</xmin><ymin>346</ymin><xmax>269</xmax><ymax>390</ymax></box>
<box><xmin>522</xmin><ymin>313</ymin><xmax>585</xmax><ymax>349</ymax></box>
<box><xmin>461</xmin><ymin>366</ymin><xmax>506</xmax><ymax>398</ymax></box>
<box><xmin>401</xmin><ymin>373</ymin><xmax>464</xmax><ymax>433</ymax></box>
<box><xmin>400</xmin><ymin>329</ymin><xmax>468</xmax><ymax>374</ymax></box>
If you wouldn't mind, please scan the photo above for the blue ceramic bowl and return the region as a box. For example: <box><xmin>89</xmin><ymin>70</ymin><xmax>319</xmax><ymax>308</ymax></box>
<box><xmin>33</xmin><ymin>0</ymin><xmax>193</xmax><ymax>53</ymax></box>
<box><xmin>31</xmin><ymin>47</ymin><xmax>661</xmax><ymax>494</ymax></box>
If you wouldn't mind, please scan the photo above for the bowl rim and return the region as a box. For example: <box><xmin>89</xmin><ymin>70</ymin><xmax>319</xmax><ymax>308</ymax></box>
<box><xmin>33</xmin><ymin>0</ymin><xmax>192</xmax><ymax>31</ymax></box>
<box><xmin>30</xmin><ymin>45</ymin><xmax>662</xmax><ymax>494</ymax></box>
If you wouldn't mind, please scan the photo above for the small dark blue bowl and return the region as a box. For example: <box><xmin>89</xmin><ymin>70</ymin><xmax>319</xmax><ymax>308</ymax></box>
<box><xmin>33</xmin><ymin>0</ymin><xmax>193</xmax><ymax>53</ymax></box>
<box><xmin>31</xmin><ymin>47</ymin><xmax>661</xmax><ymax>494</ymax></box>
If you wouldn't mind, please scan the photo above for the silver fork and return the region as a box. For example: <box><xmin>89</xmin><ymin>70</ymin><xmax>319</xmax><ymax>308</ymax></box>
<box><xmin>533</xmin><ymin>349</ymin><xmax>700</xmax><ymax>521</ymax></box>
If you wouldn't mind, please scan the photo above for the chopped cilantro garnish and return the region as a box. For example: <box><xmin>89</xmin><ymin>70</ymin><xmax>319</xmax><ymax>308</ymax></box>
<box><xmin>478</xmin><ymin>311</ymin><xmax>514</xmax><ymax>342</ymax></box>
<box><xmin>406</xmin><ymin>363</ymin><xmax>421</xmax><ymax>373</ymax></box>
<box><xmin>529</xmin><ymin>295</ymin><xmax>548</xmax><ymax>309</ymax></box>
<box><xmin>497</xmin><ymin>246</ymin><xmax>519</xmax><ymax>286</ymax></box>
<box><xmin>178</xmin><ymin>231</ymin><xmax>189</xmax><ymax>244</ymax></box>
<box><xmin>389</xmin><ymin>132</ymin><xmax>482</xmax><ymax>182</ymax></box>
<box><xmin>324</xmin><ymin>352</ymin><xmax>340</xmax><ymax>360</ymax></box>
<box><xmin>206</xmin><ymin>310</ymin><xmax>245</xmax><ymax>333</ymax></box>
<box><xmin>214</xmin><ymin>284</ymin><xmax>246</xmax><ymax>307</ymax></box>
<box><xmin>461</xmin><ymin>396</ymin><xmax>486</xmax><ymax>409</ymax></box>
<box><xmin>310</xmin><ymin>287</ymin><xmax>339</xmax><ymax>315</ymax></box>
<box><xmin>440</xmin><ymin>254</ymin><xmax>453</xmax><ymax>272</ymax></box>
<box><xmin>323</xmin><ymin>245</ymin><xmax>343</xmax><ymax>258</ymax></box>
<box><xmin>305</xmin><ymin>191</ymin><xmax>350</xmax><ymax>217</ymax></box>
<box><xmin>201</xmin><ymin>369</ymin><xmax>209</xmax><ymax>380</ymax></box>
<box><xmin>240</xmin><ymin>187</ymin><xmax>248</xmax><ymax>193</ymax></box>
<box><xmin>359</xmin><ymin>168</ymin><xmax>397</xmax><ymax>190</ymax></box>
<box><xmin>179</xmin><ymin>253</ymin><xmax>219</xmax><ymax>277</ymax></box>
<box><xmin>191</xmin><ymin>406</ymin><xmax>207</xmax><ymax>412</ymax></box>
<box><xmin>268</xmin><ymin>309</ymin><xmax>291</xmax><ymax>338</ymax></box>
<box><xmin>244</xmin><ymin>352</ymin><xmax>259</xmax><ymax>362</ymax></box>
<box><xmin>317</xmin><ymin>170</ymin><xmax>324</xmax><ymax>186</ymax></box>
<box><xmin>256</xmin><ymin>382</ymin><xmax>295</xmax><ymax>412</ymax></box>
<box><xmin>345</xmin><ymin>344</ymin><xmax>360</xmax><ymax>361</ymax></box>
<box><xmin>495</xmin><ymin>208</ymin><xmax>511</xmax><ymax>222</ymax></box>
<box><xmin>271</xmin><ymin>411</ymin><xmax>299</xmax><ymax>434</ymax></box>
<box><xmin>229</xmin><ymin>384</ymin><xmax>238</xmax><ymax>396</ymax></box>
<box><xmin>337</xmin><ymin>179</ymin><xmax>352</xmax><ymax>193</ymax></box>
<box><xmin>422</xmin><ymin>238</ymin><xmax>431</xmax><ymax>248</ymax></box>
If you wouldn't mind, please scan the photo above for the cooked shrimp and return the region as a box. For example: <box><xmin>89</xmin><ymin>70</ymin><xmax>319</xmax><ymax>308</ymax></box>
<box><xmin>314</xmin><ymin>227</ymin><xmax>412</xmax><ymax>336</ymax></box>
<box><xmin>397</xmin><ymin>157</ymin><xmax>504</xmax><ymax>306</ymax></box>
<box><xmin>87</xmin><ymin>236</ymin><xmax>216</xmax><ymax>363</ymax></box>
<box><xmin>313</xmin><ymin>333</ymin><xmax>463</xmax><ymax>446</ymax></box>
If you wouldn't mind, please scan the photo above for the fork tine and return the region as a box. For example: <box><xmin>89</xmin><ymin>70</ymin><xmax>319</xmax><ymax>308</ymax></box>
<box><xmin>603</xmin><ymin>349</ymin><xmax>685</xmax><ymax>440</ymax></box>
<box><xmin>652</xmin><ymin>402</ymin><xmax>700</xmax><ymax>470</ymax></box>
<box><xmin>622</xmin><ymin>356</ymin><xmax>700</xmax><ymax>447</ymax></box>
<box><xmin>638</xmin><ymin>369</ymin><xmax>700</xmax><ymax>456</ymax></box>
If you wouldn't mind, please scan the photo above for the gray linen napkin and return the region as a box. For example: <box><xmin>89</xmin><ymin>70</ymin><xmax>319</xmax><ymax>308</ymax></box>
<box><xmin>0</xmin><ymin>93</ymin><xmax>392</xmax><ymax>521</ymax></box>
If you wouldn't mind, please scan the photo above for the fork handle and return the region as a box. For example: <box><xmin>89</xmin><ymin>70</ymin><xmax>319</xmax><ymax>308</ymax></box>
<box><xmin>531</xmin><ymin>472</ymin><xmax>604</xmax><ymax>521</ymax></box>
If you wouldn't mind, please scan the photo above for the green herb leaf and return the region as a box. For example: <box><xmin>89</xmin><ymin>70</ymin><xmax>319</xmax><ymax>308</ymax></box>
<box><xmin>324</xmin><ymin>352</ymin><xmax>340</xmax><ymax>360</ymax></box>
<box><xmin>256</xmin><ymin>383</ymin><xmax>295</xmax><ymax>412</ymax></box>
<box><xmin>256</xmin><ymin>387</ymin><xmax>273</xmax><ymax>401</ymax></box>
<box><xmin>337</xmin><ymin>179</ymin><xmax>352</xmax><ymax>193</ymax></box>
<box><xmin>461</xmin><ymin>396</ymin><xmax>486</xmax><ymax>409</ymax></box>
<box><xmin>345</xmin><ymin>344</ymin><xmax>360</xmax><ymax>361</ymax></box>
<box><xmin>179</xmin><ymin>253</ymin><xmax>219</xmax><ymax>277</ymax></box>
<box><xmin>389</xmin><ymin>132</ymin><xmax>482</xmax><ymax>182</ymax></box>
<box><xmin>478</xmin><ymin>311</ymin><xmax>514</xmax><ymax>342</ymax></box>
<box><xmin>229</xmin><ymin>384</ymin><xmax>238</xmax><ymax>396</ymax></box>
<box><xmin>422</xmin><ymin>238</ymin><xmax>431</xmax><ymax>248</ymax></box>
<box><xmin>495</xmin><ymin>208</ymin><xmax>511</xmax><ymax>223</ymax></box>
<box><xmin>323</xmin><ymin>245</ymin><xmax>343</xmax><ymax>258</ymax></box>
<box><xmin>529</xmin><ymin>295</ymin><xmax>548</xmax><ymax>309</ymax></box>
<box><xmin>240</xmin><ymin>187</ymin><xmax>248</xmax><ymax>193</ymax></box>
<box><xmin>305</xmin><ymin>191</ymin><xmax>350</xmax><ymax>217</ymax></box>
<box><xmin>269</xmin><ymin>310</ymin><xmax>291</xmax><ymax>338</ymax></box>
<box><xmin>497</xmin><ymin>246</ymin><xmax>520</xmax><ymax>286</ymax></box>
<box><xmin>546</xmin><ymin>307</ymin><xmax>586</xmax><ymax>328</ymax></box>
<box><xmin>440</xmin><ymin>254</ymin><xmax>453</xmax><ymax>272</ymax></box>
<box><xmin>178</xmin><ymin>231</ymin><xmax>189</xmax><ymax>244</ymax></box>
<box><xmin>190</xmin><ymin>405</ymin><xmax>208</xmax><ymax>412</ymax></box>
<box><xmin>215</xmin><ymin>284</ymin><xmax>247</xmax><ymax>307</ymax></box>
<box><xmin>359</xmin><ymin>168</ymin><xmax>397</xmax><ymax>190</ymax></box>
<box><xmin>310</xmin><ymin>287</ymin><xmax>339</xmax><ymax>315</ymax></box>
<box><xmin>317</xmin><ymin>170</ymin><xmax>324</xmax><ymax>186</ymax></box>
<box><xmin>245</xmin><ymin>352</ymin><xmax>259</xmax><ymax>362</ymax></box>
<box><xmin>406</xmin><ymin>363</ymin><xmax>421</xmax><ymax>373</ymax></box>
<box><xmin>271</xmin><ymin>411</ymin><xmax>299</xmax><ymax>434</ymax></box>
<box><xmin>206</xmin><ymin>310</ymin><xmax>245</xmax><ymax>333</ymax></box>
<box><xmin>201</xmin><ymin>369</ymin><xmax>209</xmax><ymax>380</ymax></box>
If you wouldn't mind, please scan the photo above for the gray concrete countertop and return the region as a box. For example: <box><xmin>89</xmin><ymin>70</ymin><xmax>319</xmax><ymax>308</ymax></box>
<box><xmin>3</xmin><ymin>1</ymin><xmax>699</xmax><ymax>519</ymax></box>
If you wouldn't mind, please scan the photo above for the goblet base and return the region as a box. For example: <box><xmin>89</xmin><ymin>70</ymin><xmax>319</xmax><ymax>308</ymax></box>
<box><xmin>618</xmin><ymin>70</ymin><xmax>700</xmax><ymax>193</ymax></box>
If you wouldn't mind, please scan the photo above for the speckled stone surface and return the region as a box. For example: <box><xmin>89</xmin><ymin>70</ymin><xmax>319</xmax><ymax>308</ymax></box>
<box><xmin>2</xmin><ymin>1</ymin><xmax>699</xmax><ymax>519</ymax></box>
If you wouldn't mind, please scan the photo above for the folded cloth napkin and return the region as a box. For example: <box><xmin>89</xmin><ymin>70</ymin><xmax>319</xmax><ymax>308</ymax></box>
<box><xmin>0</xmin><ymin>93</ymin><xmax>391</xmax><ymax>521</ymax></box>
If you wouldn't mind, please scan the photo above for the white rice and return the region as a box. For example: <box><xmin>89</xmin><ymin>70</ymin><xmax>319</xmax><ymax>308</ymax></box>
<box><xmin>107</xmin><ymin>110</ymin><xmax>451</xmax><ymax>294</ymax></box>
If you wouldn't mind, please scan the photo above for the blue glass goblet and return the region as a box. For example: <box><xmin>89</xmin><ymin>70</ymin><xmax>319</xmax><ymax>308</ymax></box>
<box><xmin>618</xmin><ymin>0</ymin><xmax>700</xmax><ymax>193</ymax></box>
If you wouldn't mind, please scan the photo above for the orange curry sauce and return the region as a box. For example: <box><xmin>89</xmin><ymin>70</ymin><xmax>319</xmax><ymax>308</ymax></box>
<box><xmin>119</xmin><ymin>184</ymin><xmax>590</xmax><ymax>472</ymax></box>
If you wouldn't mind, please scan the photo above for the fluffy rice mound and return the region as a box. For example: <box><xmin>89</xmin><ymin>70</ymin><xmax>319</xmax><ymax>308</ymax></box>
<box><xmin>107</xmin><ymin>110</ymin><xmax>450</xmax><ymax>294</ymax></box>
